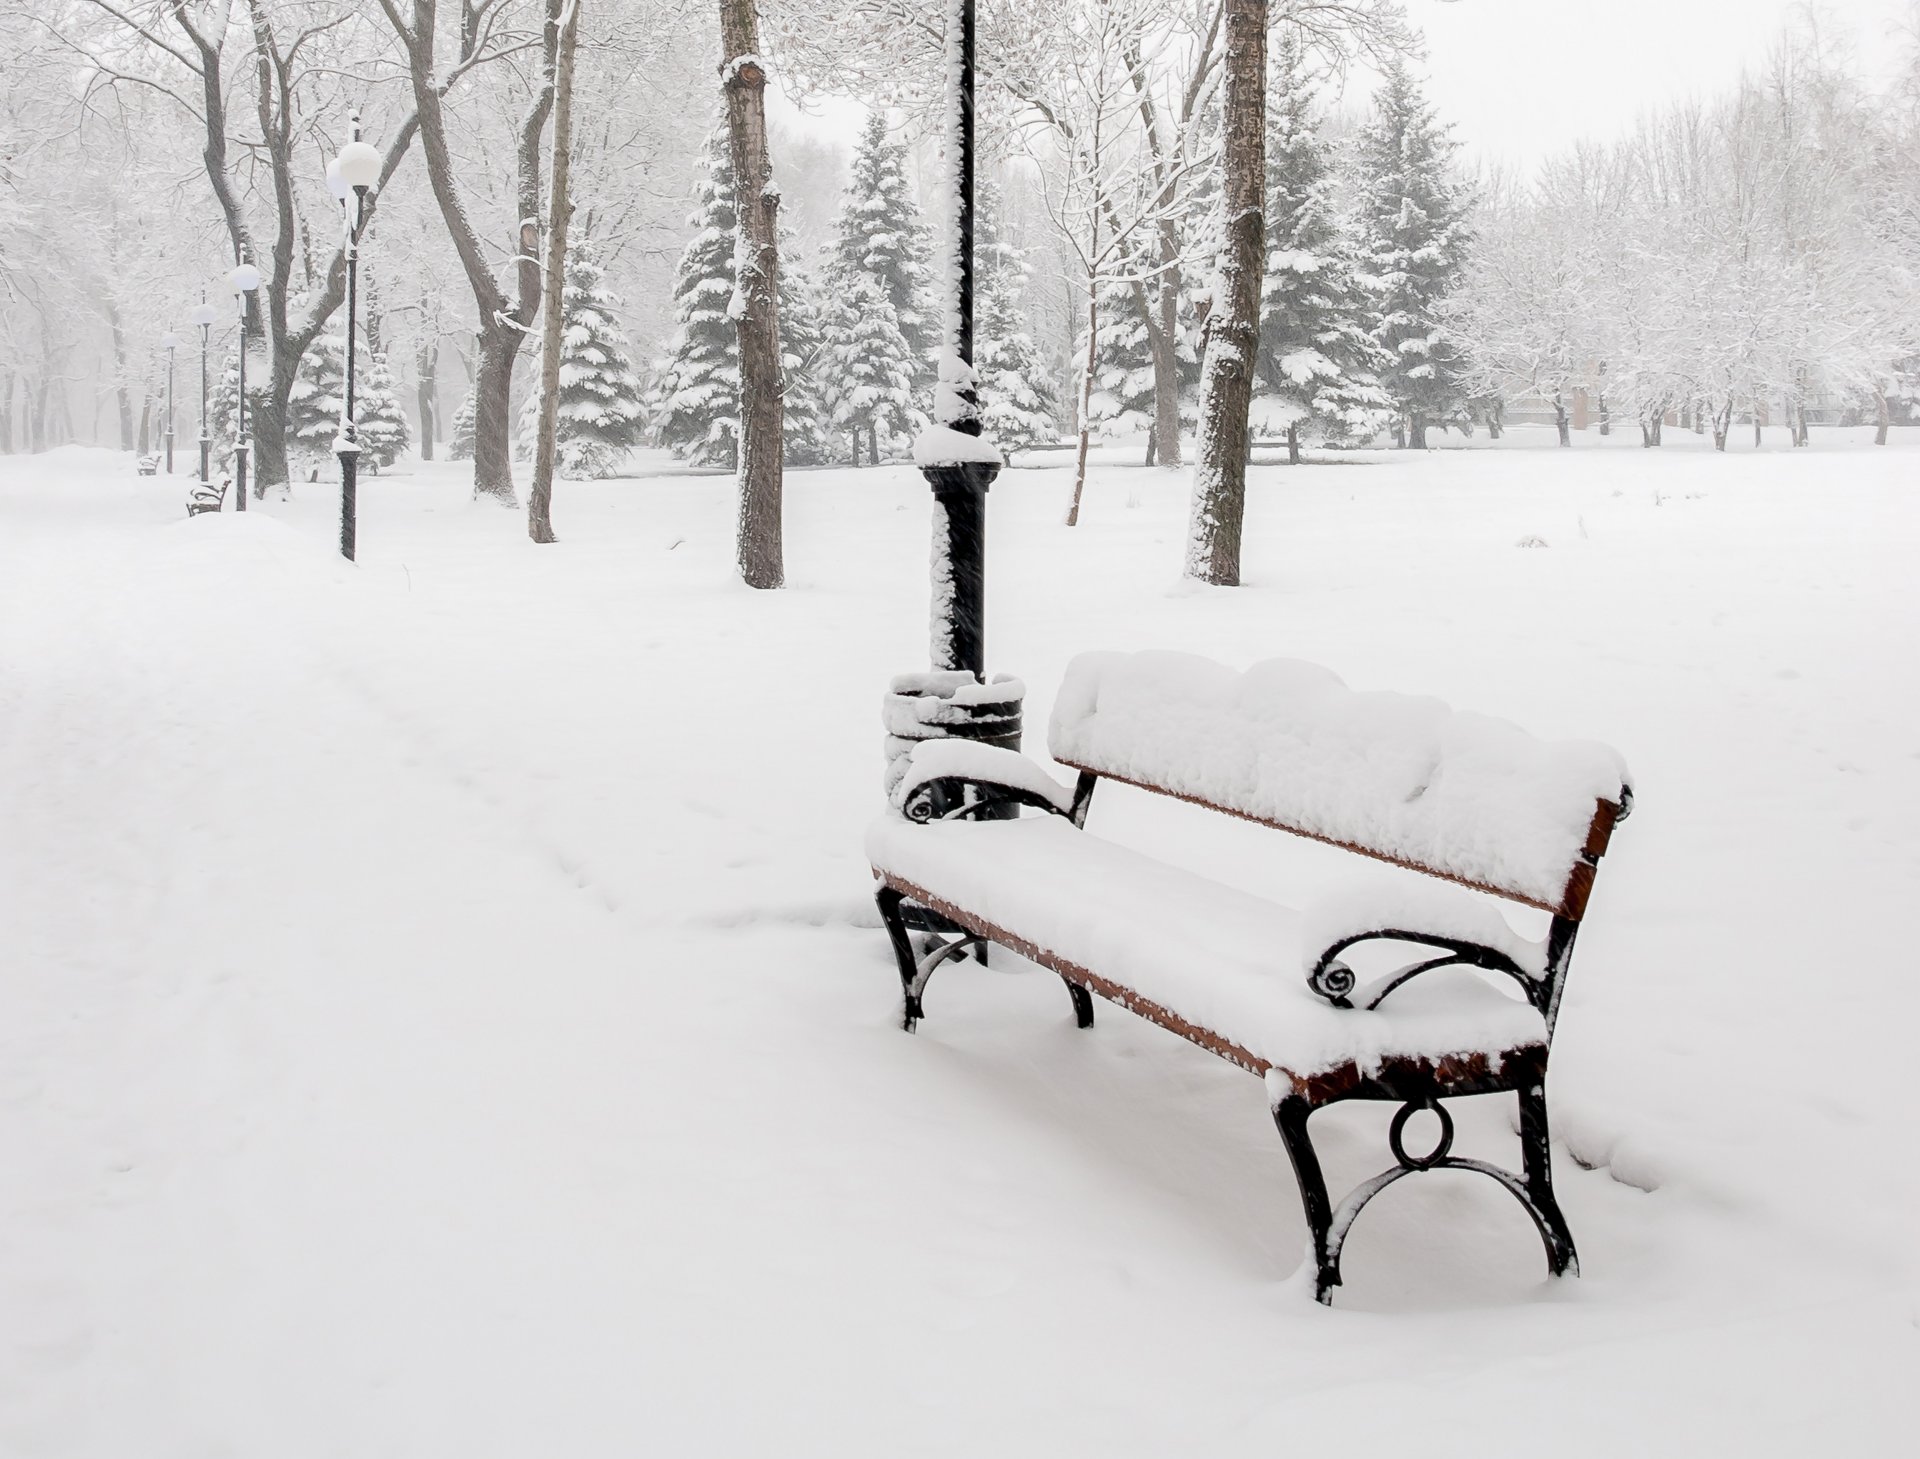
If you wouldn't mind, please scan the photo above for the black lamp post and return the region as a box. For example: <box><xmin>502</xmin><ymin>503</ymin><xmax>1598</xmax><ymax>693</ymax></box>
<box><xmin>190</xmin><ymin>294</ymin><xmax>217</xmax><ymax>489</ymax></box>
<box><xmin>919</xmin><ymin>0</ymin><xmax>998</xmax><ymax>679</ymax></box>
<box><xmin>884</xmin><ymin>0</ymin><xmax>1020</xmax><ymax>800</ymax></box>
<box><xmin>161</xmin><ymin>332</ymin><xmax>178</xmax><ymax>474</ymax></box>
<box><xmin>228</xmin><ymin>249</ymin><xmax>262</xmax><ymax>512</ymax></box>
<box><xmin>330</xmin><ymin>116</ymin><xmax>381</xmax><ymax>562</ymax></box>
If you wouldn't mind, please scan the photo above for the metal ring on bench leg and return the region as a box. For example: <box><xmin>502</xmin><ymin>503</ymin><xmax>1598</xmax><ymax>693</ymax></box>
<box><xmin>1319</xmin><ymin>1097</ymin><xmax>1580</xmax><ymax>1297</ymax></box>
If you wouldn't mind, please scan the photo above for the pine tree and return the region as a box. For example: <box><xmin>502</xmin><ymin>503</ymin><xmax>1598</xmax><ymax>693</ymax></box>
<box><xmin>357</xmin><ymin>353</ymin><xmax>411</xmax><ymax>472</ymax></box>
<box><xmin>827</xmin><ymin>273</ymin><xmax>920</xmax><ymax>464</ymax></box>
<box><xmin>974</xmin><ymin>189</ymin><xmax>1060</xmax><ymax>456</ymax></box>
<box><xmin>288</xmin><ymin>333</ymin><xmax>347</xmax><ymax>460</ymax></box>
<box><xmin>1257</xmin><ymin>37</ymin><xmax>1393</xmax><ymax>461</ymax></box>
<box><xmin>1352</xmin><ymin>58</ymin><xmax>1474</xmax><ymax>448</ymax></box>
<box><xmin>1084</xmin><ymin>246</ymin><xmax>1157</xmax><ymax>442</ymax></box>
<box><xmin>824</xmin><ymin>112</ymin><xmax>936</xmax><ymax>397</ymax></box>
<box><xmin>208</xmin><ymin>357</ymin><xmax>241</xmax><ymax>469</ymax></box>
<box><xmin>516</xmin><ymin>236</ymin><xmax>648</xmax><ymax>478</ymax></box>
<box><xmin>448</xmin><ymin>384</ymin><xmax>477</xmax><ymax>461</ymax></box>
<box><xmin>654</xmin><ymin>125</ymin><xmax>742</xmax><ymax>467</ymax></box>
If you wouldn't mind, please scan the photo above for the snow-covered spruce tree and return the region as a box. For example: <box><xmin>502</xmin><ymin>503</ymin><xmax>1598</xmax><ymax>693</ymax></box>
<box><xmin>207</xmin><ymin>357</ymin><xmax>241</xmax><ymax>470</ymax></box>
<box><xmin>827</xmin><ymin>273</ymin><xmax>920</xmax><ymax>464</ymax></box>
<box><xmin>357</xmin><ymin>353</ymin><xmax>411</xmax><ymax>472</ymax></box>
<box><xmin>288</xmin><ymin>333</ymin><xmax>347</xmax><ymax>461</ymax></box>
<box><xmin>1084</xmin><ymin>249</ymin><xmax>1158</xmax><ymax>446</ymax></box>
<box><xmin>975</xmin><ymin>189</ymin><xmax>1060</xmax><ymax>457</ymax></box>
<box><xmin>823</xmin><ymin>112</ymin><xmax>936</xmax><ymax>397</ymax></box>
<box><xmin>655</xmin><ymin>125</ymin><xmax>742</xmax><ymax>468</ymax></box>
<box><xmin>1352</xmin><ymin>58</ymin><xmax>1473</xmax><ymax>448</ymax></box>
<box><xmin>448</xmin><ymin>384</ymin><xmax>476</xmax><ymax>461</ymax></box>
<box><xmin>515</xmin><ymin>237</ymin><xmax>647</xmax><ymax>478</ymax></box>
<box><xmin>1257</xmin><ymin>36</ymin><xmax>1392</xmax><ymax>461</ymax></box>
<box><xmin>778</xmin><ymin>256</ymin><xmax>836</xmax><ymax>466</ymax></box>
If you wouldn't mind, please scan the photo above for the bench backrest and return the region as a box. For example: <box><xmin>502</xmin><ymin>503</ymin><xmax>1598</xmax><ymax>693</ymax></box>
<box><xmin>1047</xmin><ymin>651</ymin><xmax>1631</xmax><ymax>920</ymax></box>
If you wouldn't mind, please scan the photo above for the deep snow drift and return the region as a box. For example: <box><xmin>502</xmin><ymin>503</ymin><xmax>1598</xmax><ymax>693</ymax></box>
<box><xmin>1</xmin><ymin>431</ymin><xmax>1914</xmax><ymax>1455</ymax></box>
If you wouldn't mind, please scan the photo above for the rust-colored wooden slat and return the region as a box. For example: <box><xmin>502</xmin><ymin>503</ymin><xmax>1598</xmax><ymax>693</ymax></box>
<box><xmin>1054</xmin><ymin>758</ymin><xmax>1625</xmax><ymax>924</ymax></box>
<box><xmin>877</xmin><ymin>872</ymin><xmax>1548</xmax><ymax>1102</ymax></box>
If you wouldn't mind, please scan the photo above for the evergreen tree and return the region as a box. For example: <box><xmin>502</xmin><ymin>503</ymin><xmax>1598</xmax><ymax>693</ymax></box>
<box><xmin>1084</xmin><ymin>244</ymin><xmax>1158</xmax><ymax>442</ymax></box>
<box><xmin>654</xmin><ymin>125</ymin><xmax>742</xmax><ymax>467</ymax></box>
<box><xmin>357</xmin><ymin>353</ymin><xmax>411</xmax><ymax>472</ymax></box>
<box><xmin>207</xmin><ymin>357</ymin><xmax>240</xmax><ymax>469</ymax></box>
<box><xmin>516</xmin><ymin>236</ymin><xmax>648</xmax><ymax>477</ymax></box>
<box><xmin>289</xmin><ymin>333</ymin><xmax>347</xmax><ymax>459</ymax></box>
<box><xmin>974</xmin><ymin>189</ymin><xmax>1060</xmax><ymax>456</ymax></box>
<box><xmin>778</xmin><ymin>257</ymin><xmax>836</xmax><ymax>465</ymax></box>
<box><xmin>448</xmin><ymin>384</ymin><xmax>477</xmax><ymax>461</ymax></box>
<box><xmin>1352</xmin><ymin>58</ymin><xmax>1474</xmax><ymax>448</ymax></box>
<box><xmin>824</xmin><ymin>113</ymin><xmax>936</xmax><ymax>396</ymax></box>
<box><xmin>1257</xmin><ymin>37</ymin><xmax>1393</xmax><ymax>460</ymax></box>
<box><xmin>827</xmin><ymin>273</ymin><xmax>920</xmax><ymax>464</ymax></box>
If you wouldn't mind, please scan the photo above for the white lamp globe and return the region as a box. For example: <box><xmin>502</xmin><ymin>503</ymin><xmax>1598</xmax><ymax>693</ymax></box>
<box><xmin>230</xmin><ymin>261</ymin><xmax>262</xmax><ymax>293</ymax></box>
<box><xmin>325</xmin><ymin>158</ymin><xmax>349</xmax><ymax>202</ymax></box>
<box><xmin>334</xmin><ymin>140</ymin><xmax>381</xmax><ymax>190</ymax></box>
<box><xmin>162</xmin><ymin>332</ymin><xmax>179</xmax><ymax>349</ymax></box>
<box><xmin>189</xmin><ymin>302</ymin><xmax>218</xmax><ymax>328</ymax></box>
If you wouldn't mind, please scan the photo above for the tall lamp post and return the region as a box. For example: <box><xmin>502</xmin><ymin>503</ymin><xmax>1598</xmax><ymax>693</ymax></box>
<box><xmin>229</xmin><ymin>250</ymin><xmax>262</xmax><ymax>512</ymax></box>
<box><xmin>919</xmin><ymin>0</ymin><xmax>999</xmax><ymax>679</ymax></box>
<box><xmin>190</xmin><ymin>295</ymin><xmax>218</xmax><ymax>489</ymax></box>
<box><xmin>330</xmin><ymin>118</ymin><xmax>381</xmax><ymax>562</ymax></box>
<box><xmin>886</xmin><ymin>0</ymin><xmax>1021</xmax><ymax>799</ymax></box>
<box><xmin>161</xmin><ymin>332</ymin><xmax>179</xmax><ymax>474</ymax></box>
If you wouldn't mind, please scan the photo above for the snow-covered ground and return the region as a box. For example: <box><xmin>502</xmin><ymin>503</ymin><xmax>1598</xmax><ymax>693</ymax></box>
<box><xmin>2</xmin><ymin>429</ymin><xmax>1915</xmax><ymax>1455</ymax></box>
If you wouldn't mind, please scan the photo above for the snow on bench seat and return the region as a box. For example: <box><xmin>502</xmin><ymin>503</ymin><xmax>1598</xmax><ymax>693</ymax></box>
<box><xmin>866</xmin><ymin>813</ymin><xmax>1547</xmax><ymax>1079</ymax></box>
<box><xmin>1048</xmin><ymin>651</ymin><xmax>1631</xmax><ymax>912</ymax></box>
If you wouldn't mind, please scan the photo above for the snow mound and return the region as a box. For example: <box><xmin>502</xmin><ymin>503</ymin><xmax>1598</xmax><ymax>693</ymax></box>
<box><xmin>1048</xmin><ymin>650</ymin><xmax>1630</xmax><ymax>908</ymax></box>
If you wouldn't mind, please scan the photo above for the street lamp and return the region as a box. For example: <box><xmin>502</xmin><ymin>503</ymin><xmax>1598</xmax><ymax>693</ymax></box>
<box><xmin>190</xmin><ymin>294</ymin><xmax>218</xmax><ymax>490</ymax></box>
<box><xmin>330</xmin><ymin>116</ymin><xmax>381</xmax><ymax>562</ymax></box>
<box><xmin>161</xmin><ymin>332</ymin><xmax>179</xmax><ymax>474</ymax></box>
<box><xmin>228</xmin><ymin>249</ymin><xmax>262</xmax><ymax>512</ymax></box>
<box><xmin>886</xmin><ymin>0</ymin><xmax>1022</xmax><ymax>800</ymax></box>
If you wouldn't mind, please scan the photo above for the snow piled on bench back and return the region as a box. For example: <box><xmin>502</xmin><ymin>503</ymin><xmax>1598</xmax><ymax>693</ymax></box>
<box><xmin>1047</xmin><ymin>651</ymin><xmax>1630</xmax><ymax>909</ymax></box>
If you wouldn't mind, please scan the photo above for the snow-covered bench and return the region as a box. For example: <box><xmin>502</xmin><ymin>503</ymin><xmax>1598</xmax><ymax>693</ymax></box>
<box><xmin>868</xmin><ymin>650</ymin><xmax>1633</xmax><ymax>1304</ymax></box>
<box><xmin>186</xmin><ymin>478</ymin><xmax>229</xmax><ymax>516</ymax></box>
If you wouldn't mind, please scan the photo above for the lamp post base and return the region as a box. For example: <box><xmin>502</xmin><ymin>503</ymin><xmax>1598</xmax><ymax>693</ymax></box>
<box><xmin>338</xmin><ymin>449</ymin><xmax>359</xmax><ymax>561</ymax></box>
<box><xmin>235</xmin><ymin>437</ymin><xmax>249</xmax><ymax>512</ymax></box>
<box><xmin>198</xmin><ymin>437</ymin><xmax>211</xmax><ymax>488</ymax></box>
<box><xmin>920</xmin><ymin>458</ymin><xmax>999</xmax><ymax>678</ymax></box>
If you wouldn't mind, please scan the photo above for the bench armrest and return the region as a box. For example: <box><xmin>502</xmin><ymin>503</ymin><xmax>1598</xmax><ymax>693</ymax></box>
<box><xmin>892</xmin><ymin>740</ymin><xmax>1079</xmax><ymax>824</ymax></box>
<box><xmin>1301</xmin><ymin>879</ymin><xmax>1550</xmax><ymax>1014</ymax></box>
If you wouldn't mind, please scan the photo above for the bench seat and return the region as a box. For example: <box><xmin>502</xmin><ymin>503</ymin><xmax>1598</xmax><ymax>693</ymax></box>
<box><xmin>867</xmin><ymin>812</ymin><xmax>1548</xmax><ymax>1081</ymax></box>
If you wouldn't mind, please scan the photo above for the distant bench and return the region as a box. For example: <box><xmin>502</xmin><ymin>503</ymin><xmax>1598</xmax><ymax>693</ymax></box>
<box><xmin>869</xmin><ymin>650</ymin><xmax>1632</xmax><ymax>1303</ymax></box>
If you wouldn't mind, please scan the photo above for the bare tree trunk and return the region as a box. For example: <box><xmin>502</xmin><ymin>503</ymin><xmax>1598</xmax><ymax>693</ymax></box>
<box><xmin>0</xmin><ymin>371</ymin><xmax>12</xmax><ymax>452</ymax></box>
<box><xmin>529</xmin><ymin>0</ymin><xmax>581</xmax><ymax>546</ymax></box>
<box><xmin>720</xmin><ymin>0</ymin><xmax>784</xmax><ymax>588</ymax></box>
<box><xmin>108</xmin><ymin>304</ymin><xmax>134</xmax><ymax>449</ymax></box>
<box><xmin>1875</xmin><ymin>386</ymin><xmax>1890</xmax><ymax>446</ymax></box>
<box><xmin>416</xmin><ymin>334</ymin><xmax>437</xmax><ymax>461</ymax></box>
<box><xmin>1067</xmin><ymin>274</ymin><xmax>1098</xmax><ymax>526</ymax></box>
<box><xmin>867</xmin><ymin>422</ymin><xmax>878</xmax><ymax>466</ymax></box>
<box><xmin>1554</xmin><ymin>393</ymin><xmax>1570</xmax><ymax>447</ymax></box>
<box><xmin>1408</xmin><ymin>409</ymin><xmax>1428</xmax><ymax>449</ymax></box>
<box><xmin>1286</xmin><ymin>422</ymin><xmax>1300</xmax><ymax>465</ymax></box>
<box><xmin>1182</xmin><ymin>0</ymin><xmax>1263</xmax><ymax>586</ymax></box>
<box><xmin>137</xmin><ymin>395</ymin><xmax>152</xmax><ymax>455</ymax></box>
<box><xmin>1147</xmin><ymin>286</ymin><xmax>1182</xmax><ymax>468</ymax></box>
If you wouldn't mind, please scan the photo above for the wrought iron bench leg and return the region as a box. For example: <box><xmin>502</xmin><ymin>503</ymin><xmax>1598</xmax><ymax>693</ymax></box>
<box><xmin>1062</xmin><ymin>979</ymin><xmax>1095</xmax><ymax>1029</ymax></box>
<box><xmin>1272</xmin><ymin>1095</ymin><xmax>1341</xmax><ymax>1303</ymax></box>
<box><xmin>1518</xmin><ymin>1082</ymin><xmax>1579</xmax><ymax>1278</ymax></box>
<box><xmin>876</xmin><ymin>887</ymin><xmax>924</xmax><ymax>1030</ymax></box>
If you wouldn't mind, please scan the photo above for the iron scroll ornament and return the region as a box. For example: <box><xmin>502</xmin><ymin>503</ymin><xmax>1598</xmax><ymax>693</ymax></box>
<box><xmin>1306</xmin><ymin>930</ymin><xmax>1547</xmax><ymax>1016</ymax></box>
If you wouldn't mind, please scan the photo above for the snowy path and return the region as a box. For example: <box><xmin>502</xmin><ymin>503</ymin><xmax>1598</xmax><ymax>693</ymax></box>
<box><xmin>2</xmin><ymin>439</ymin><xmax>1915</xmax><ymax>1454</ymax></box>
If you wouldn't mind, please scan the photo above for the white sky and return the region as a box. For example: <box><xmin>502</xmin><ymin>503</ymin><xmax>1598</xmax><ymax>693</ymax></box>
<box><xmin>1404</xmin><ymin>0</ymin><xmax>1913</xmax><ymax>167</ymax></box>
<box><xmin>769</xmin><ymin>0</ymin><xmax>1916</xmax><ymax>172</ymax></box>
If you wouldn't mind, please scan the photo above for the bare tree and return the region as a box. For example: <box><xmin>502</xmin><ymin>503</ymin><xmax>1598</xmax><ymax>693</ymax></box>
<box><xmin>720</xmin><ymin>0</ymin><xmax>784</xmax><ymax>589</ymax></box>
<box><xmin>1183</xmin><ymin>0</ymin><xmax>1263</xmax><ymax>585</ymax></box>
<box><xmin>529</xmin><ymin>0</ymin><xmax>581</xmax><ymax>544</ymax></box>
<box><xmin>382</xmin><ymin>0</ymin><xmax>559</xmax><ymax>505</ymax></box>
